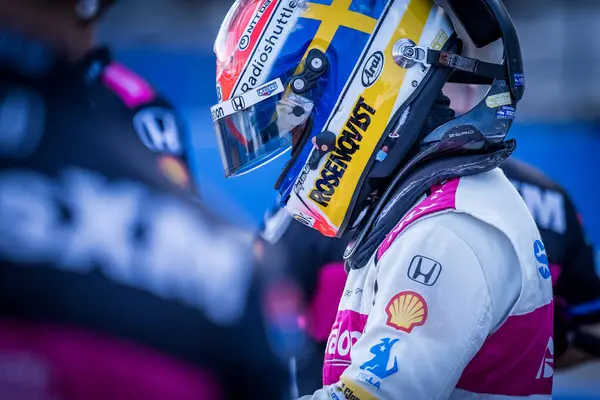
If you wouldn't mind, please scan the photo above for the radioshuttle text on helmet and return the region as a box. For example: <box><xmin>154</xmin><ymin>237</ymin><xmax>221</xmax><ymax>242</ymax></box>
<box><xmin>309</xmin><ymin>97</ymin><xmax>376</xmax><ymax>208</ymax></box>
<box><xmin>238</xmin><ymin>0</ymin><xmax>298</xmax><ymax>94</ymax></box>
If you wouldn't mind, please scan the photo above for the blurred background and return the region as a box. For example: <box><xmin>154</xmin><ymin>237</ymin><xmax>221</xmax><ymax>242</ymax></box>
<box><xmin>99</xmin><ymin>0</ymin><xmax>600</xmax><ymax>398</ymax></box>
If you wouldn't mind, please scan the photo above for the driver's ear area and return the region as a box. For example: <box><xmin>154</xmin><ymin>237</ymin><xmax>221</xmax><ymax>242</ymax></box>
<box><xmin>420</xmin><ymin>91</ymin><xmax>456</xmax><ymax>137</ymax></box>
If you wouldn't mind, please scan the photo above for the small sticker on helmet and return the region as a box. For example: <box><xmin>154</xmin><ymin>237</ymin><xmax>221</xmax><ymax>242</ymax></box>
<box><xmin>430</xmin><ymin>29</ymin><xmax>449</xmax><ymax>51</ymax></box>
<box><xmin>292</xmin><ymin>210</ymin><xmax>315</xmax><ymax>227</ymax></box>
<box><xmin>514</xmin><ymin>73</ymin><xmax>525</xmax><ymax>87</ymax></box>
<box><xmin>496</xmin><ymin>105</ymin><xmax>515</xmax><ymax>120</ymax></box>
<box><xmin>376</xmin><ymin>145</ymin><xmax>389</xmax><ymax>162</ymax></box>
<box><xmin>485</xmin><ymin>92</ymin><xmax>512</xmax><ymax>108</ymax></box>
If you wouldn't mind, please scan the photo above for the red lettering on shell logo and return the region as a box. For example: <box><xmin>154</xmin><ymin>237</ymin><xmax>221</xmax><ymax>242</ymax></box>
<box><xmin>323</xmin><ymin>309</ymin><xmax>367</xmax><ymax>385</ymax></box>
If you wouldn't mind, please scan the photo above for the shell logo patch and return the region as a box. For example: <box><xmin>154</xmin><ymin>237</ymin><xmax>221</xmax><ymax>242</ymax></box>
<box><xmin>385</xmin><ymin>290</ymin><xmax>428</xmax><ymax>333</ymax></box>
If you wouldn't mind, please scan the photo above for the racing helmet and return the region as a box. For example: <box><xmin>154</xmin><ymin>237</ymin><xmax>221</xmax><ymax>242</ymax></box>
<box><xmin>211</xmin><ymin>0</ymin><xmax>524</xmax><ymax>237</ymax></box>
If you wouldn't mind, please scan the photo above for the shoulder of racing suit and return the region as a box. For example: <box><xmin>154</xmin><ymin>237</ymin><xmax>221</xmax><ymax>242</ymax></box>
<box><xmin>302</xmin><ymin>168</ymin><xmax>554</xmax><ymax>400</ymax></box>
<box><xmin>500</xmin><ymin>158</ymin><xmax>600</xmax><ymax>326</ymax></box>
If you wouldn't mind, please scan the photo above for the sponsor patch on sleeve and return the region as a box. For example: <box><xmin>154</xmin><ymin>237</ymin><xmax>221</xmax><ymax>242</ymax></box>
<box><xmin>385</xmin><ymin>290</ymin><xmax>428</xmax><ymax>333</ymax></box>
<box><xmin>356</xmin><ymin>337</ymin><xmax>400</xmax><ymax>390</ymax></box>
<box><xmin>339</xmin><ymin>378</ymin><xmax>376</xmax><ymax>400</ymax></box>
<box><xmin>328</xmin><ymin>386</ymin><xmax>342</xmax><ymax>400</ymax></box>
<box><xmin>407</xmin><ymin>255</ymin><xmax>442</xmax><ymax>286</ymax></box>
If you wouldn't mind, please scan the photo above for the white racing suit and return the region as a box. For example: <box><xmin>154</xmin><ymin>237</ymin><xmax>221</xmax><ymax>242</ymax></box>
<box><xmin>301</xmin><ymin>168</ymin><xmax>554</xmax><ymax>399</ymax></box>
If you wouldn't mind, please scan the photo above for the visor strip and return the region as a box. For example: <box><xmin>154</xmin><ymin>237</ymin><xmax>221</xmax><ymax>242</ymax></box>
<box><xmin>211</xmin><ymin>78</ymin><xmax>284</xmax><ymax>121</ymax></box>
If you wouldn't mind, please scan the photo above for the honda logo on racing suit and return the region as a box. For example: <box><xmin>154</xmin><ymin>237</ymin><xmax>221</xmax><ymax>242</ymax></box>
<box><xmin>232</xmin><ymin>96</ymin><xmax>246</xmax><ymax>111</ymax></box>
<box><xmin>407</xmin><ymin>256</ymin><xmax>442</xmax><ymax>286</ymax></box>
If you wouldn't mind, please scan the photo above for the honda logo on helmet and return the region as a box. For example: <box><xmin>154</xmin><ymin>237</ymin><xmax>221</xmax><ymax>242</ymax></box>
<box><xmin>361</xmin><ymin>51</ymin><xmax>384</xmax><ymax>88</ymax></box>
<box><xmin>232</xmin><ymin>96</ymin><xmax>246</xmax><ymax>111</ymax></box>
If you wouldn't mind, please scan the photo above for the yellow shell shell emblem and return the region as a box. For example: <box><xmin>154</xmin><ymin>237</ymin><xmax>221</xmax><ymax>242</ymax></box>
<box><xmin>385</xmin><ymin>291</ymin><xmax>428</xmax><ymax>333</ymax></box>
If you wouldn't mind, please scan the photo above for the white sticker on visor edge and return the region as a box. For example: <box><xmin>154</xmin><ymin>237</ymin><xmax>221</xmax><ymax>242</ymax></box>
<box><xmin>210</xmin><ymin>78</ymin><xmax>285</xmax><ymax>122</ymax></box>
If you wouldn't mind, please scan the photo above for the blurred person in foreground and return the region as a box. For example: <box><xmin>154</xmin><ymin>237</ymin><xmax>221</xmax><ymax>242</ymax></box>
<box><xmin>210</xmin><ymin>0</ymin><xmax>553</xmax><ymax>398</ymax></box>
<box><xmin>0</xmin><ymin>0</ymin><xmax>298</xmax><ymax>398</ymax></box>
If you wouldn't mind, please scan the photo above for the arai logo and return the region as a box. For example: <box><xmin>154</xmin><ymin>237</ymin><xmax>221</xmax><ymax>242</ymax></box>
<box><xmin>361</xmin><ymin>51</ymin><xmax>384</xmax><ymax>88</ymax></box>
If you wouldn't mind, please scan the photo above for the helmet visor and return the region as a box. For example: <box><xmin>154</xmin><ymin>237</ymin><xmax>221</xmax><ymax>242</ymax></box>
<box><xmin>211</xmin><ymin>78</ymin><xmax>314</xmax><ymax>177</ymax></box>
